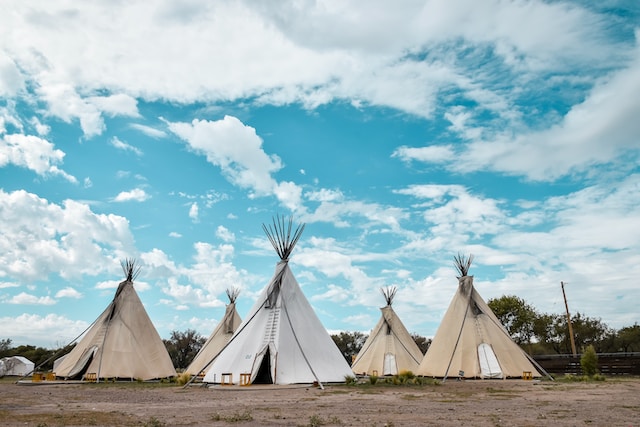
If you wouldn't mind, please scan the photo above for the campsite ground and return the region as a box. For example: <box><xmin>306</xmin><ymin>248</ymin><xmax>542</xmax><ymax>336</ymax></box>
<box><xmin>1</xmin><ymin>377</ymin><xmax>639</xmax><ymax>426</ymax></box>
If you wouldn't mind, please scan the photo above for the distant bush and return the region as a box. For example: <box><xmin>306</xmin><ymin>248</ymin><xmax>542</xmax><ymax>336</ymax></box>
<box><xmin>176</xmin><ymin>372</ymin><xmax>191</xmax><ymax>386</ymax></box>
<box><xmin>369</xmin><ymin>375</ymin><xmax>378</xmax><ymax>385</ymax></box>
<box><xmin>581</xmin><ymin>345</ymin><xmax>599</xmax><ymax>376</ymax></box>
<box><xmin>344</xmin><ymin>375</ymin><xmax>357</xmax><ymax>385</ymax></box>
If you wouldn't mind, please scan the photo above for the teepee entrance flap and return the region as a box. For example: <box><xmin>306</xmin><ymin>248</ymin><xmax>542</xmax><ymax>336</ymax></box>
<box><xmin>478</xmin><ymin>343</ymin><xmax>502</xmax><ymax>378</ymax></box>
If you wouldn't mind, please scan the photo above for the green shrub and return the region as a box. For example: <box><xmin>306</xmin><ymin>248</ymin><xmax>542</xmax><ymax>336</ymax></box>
<box><xmin>344</xmin><ymin>375</ymin><xmax>357</xmax><ymax>385</ymax></box>
<box><xmin>369</xmin><ymin>375</ymin><xmax>378</xmax><ymax>385</ymax></box>
<box><xmin>580</xmin><ymin>345</ymin><xmax>599</xmax><ymax>376</ymax></box>
<box><xmin>176</xmin><ymin>372</ymin><xmax>191</xmax><ymax>386</ymax></box>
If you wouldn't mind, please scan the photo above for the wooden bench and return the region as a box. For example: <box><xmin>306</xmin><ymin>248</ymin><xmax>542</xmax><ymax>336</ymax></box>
<box><xmin>84</xmin><ymin>372</ymin><xmax>97</xmax><ymax>382</ymax></box>
<box><xmin>522</xmin><ymin>371</ymin><xmax>533</xmax><ymax>380</ymax></box>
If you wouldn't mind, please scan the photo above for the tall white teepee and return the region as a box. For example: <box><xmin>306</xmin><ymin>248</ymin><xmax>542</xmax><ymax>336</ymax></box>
<box><xmin>351</xmin><ymin>287</ymin><xmax>424</xmax><ymax>376</ymax></box>
<box><xmin>203</xmin><ymin>216</ymin><xmax>353</xmax><ymax>386</ymax></box>
<box><xmin>417</xmin><ymin>254</ymin><xmax>540</xmax><ymax>379</ymax></box>
<box><xmin>185</xmin><ymin>288</ymin><xmax>242</xmax><ymax>376</ymax></box>
<box><xmin>54</xmin><ymin>259</ymin><xmax>176</xmax><ymax>381</ymax></box>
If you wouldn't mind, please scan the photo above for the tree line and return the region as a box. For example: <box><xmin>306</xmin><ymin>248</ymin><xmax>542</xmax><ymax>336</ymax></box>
<box><xmin>2</xmin><ymin>295</ymin><xmax>639</xmax><ymax>371</ymax></box>
<box><xmin>486</xmin><ymin>295</ymin><xmax>640</xmax><ymax>355</ymax></box>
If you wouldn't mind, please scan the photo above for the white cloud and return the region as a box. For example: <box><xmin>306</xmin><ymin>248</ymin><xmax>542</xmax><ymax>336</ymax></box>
<box><xmin>0</xmin><ymin>1</ymin><xmax>627</xmax><ymax>136</ymax></box>
<box><xmin>28</xmin><ymin>116</ymin><xmax>50</xmax><ymax>136</ymax></box>
<box><xmin>216</xmin><ymin>225</ymin><xmax>235</xmax><ymax>243</ymax></box>
<box><xmin>86</xmin><ymin>93</ymin><xmax>139</xmax><ymax>117</ymax></box>
<box><xmin>113</xmin><ymin>188</ymin><xmax>150</xmax><ymax>202</ymax></box>
<box><xmin>168</xmin><ymin>116</ymin><xmax>304</xmax><ymax>210</ymax></box>
<box><xmin>55</xmin><ymin>287</ymin><xmax>82</xmax><ymax>299</ymax></box>
<box><xmin>392</xmin><ymin>145</ymin><xmax>455</xmax><ymax>164</ymax></box>
<box><xmin>0</xmin><ymin>282</ymin><xmax>19</xmax><ymax>289</ymax></box>
<box><xmin>36</xmin><ymin>78</ymin><xmax>106</xmax><ymax>138</ymax></box>
<box><xmin>400</xmin><ymin>42</ymin><xmax>640</xmax><ymax>181</ymax></box>
<box><xmin>8</xmin><ymin>292</ymin><xmax>56</xmax><ymax>305</ymax></box>
<box><xmin>109</xmin><ymin>136</ymin><xmax>143</xmax><ymax>156</ymax></box>
<box><xmin>0</xmin><ymin>313</ymin><xmax>89</xmax><ymax>347</ymax></box>
<box><xmin>0</xmin><ymin>189</ymin><xmax>135</xmax><ymax>281</ymax></box>
<box><xmin>168</xmin><ymin>116</ymin><xmax>282</xmax><ymax>194</ymax></box>
<box><xmin>310</xmin><ymin>284</ymin><xmax>350</xmax><ymax>303</ymax></box>
<box><xmin>169</xmin><ymin>231</ymin><xmax>182</xmax><ymax>238</ymax></box>
<box><xmin>188</xmin><ymin>202</ymin><xmax>199</xmax><ymax>222</ymax></box>
<box><xmin>0</xmin><ymin>51</ymin><xmax>25</xmax><ymax>97</ymax></box>
<box><xmin>130</xmin><ymin>123</ymin><xmax>167</xmax><ymax>138</ymax></box>
<box><xmin>0</xmin><ymin>134</ymin><xmax>76</xmax><ymax>182</ymax></box>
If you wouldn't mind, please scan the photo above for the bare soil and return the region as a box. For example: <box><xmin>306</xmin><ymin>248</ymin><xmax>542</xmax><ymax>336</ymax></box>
<box><xmin>1</xmin><ymin>377</ymin><xmax>639</xmax><ymax>426</ymax></box>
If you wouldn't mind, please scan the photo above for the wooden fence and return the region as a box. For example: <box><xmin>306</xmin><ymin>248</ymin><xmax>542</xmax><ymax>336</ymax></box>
<box><xmin>533</xmin><ymin>352</ymin><xmax>640</xmax><ymax>376</ymax></box>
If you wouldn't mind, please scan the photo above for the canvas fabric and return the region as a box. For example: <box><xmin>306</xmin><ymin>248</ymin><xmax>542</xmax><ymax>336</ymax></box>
<box><xmin>417</xmin><ymin>275</ymin><xmax>540</xmax><ymax>378</ymax></box>
<box><xmin>203</xmin><ymin>261</ymin><xmax>353</xmax><ymax>385</ymax></box>
<box><xmin>351</xmin><ymin>305</ymin><xmax>423</xmax><ymax>376</ymax></box>
<box><xmin>0</xmin><ymin>356</ymin><xmax>34</xmax><ymax>376</ymax></box>
<box><xmin>185</xmin><ymin>302</ymin><xmax>242</xmax><ymax>376</ymax></box>
<box><xmin>54</xmin><ymin>280</ymin><xmax>176</xmax><ymax>380</ymax></box>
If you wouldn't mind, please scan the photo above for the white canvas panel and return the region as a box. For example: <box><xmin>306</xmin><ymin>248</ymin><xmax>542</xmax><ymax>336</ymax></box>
<box><xmin>478</xmin><ymin>343</ymin><xmax>502</xmax><ymax>378</ymax></box>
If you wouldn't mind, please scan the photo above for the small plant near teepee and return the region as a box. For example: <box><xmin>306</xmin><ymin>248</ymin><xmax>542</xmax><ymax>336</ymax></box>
<box><xmin>176</xmin><ymin>371</ymin><xmax>191</xmax><ymax>386</ymax></box>
<box><xmin>344</xmin><ymin>375</ymin><xmax>357</xmax><ymax>385</ymax></box>
<box><xmin>369</xmin><ymin>374</ymin><xmax>378</xmax><ymax>385</ymax></box>
<box><xmin>580</xmin><ymin>345</ymin><xmax>599</xmax><ymax>377</ymax></box>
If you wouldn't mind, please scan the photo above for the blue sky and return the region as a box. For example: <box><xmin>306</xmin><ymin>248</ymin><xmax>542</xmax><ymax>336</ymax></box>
<box><xmin>1</xmin><ymin>1</ymin><xmax>639</xmax><ymax>348</ymax></box>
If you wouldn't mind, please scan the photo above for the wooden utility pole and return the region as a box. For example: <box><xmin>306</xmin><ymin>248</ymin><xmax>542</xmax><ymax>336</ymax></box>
<box><xmin>561</xmin><ymin>281</ymin><xmax>577</xmax><ymax>356</ymax></box>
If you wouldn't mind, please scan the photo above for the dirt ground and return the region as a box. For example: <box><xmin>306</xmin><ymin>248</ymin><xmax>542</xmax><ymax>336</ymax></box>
<box><xmin>1</xmin><ymin>377</ymin><xmax>639</xmax><ymax>426</ymax></box>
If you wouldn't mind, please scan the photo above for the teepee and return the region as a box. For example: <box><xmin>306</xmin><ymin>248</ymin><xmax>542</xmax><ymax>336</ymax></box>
<box><xmin>202</xmin><ymin>216</ymin><xmax>353</xmax><ymax>386</ymax></box>
<box><xmin>351</xmin><ymin>287</ymin><xmax>424</xmax><ymax>376</ymax></box>
<box><xmin>417</xmin><ymin>254</ymin><xmax>540</xmax><ymax>379</ymax></box>
<box><xmin>185</xmin><ymin>288</ymin><xmax>242</xmax><ymax>376</ymax></box>
<box><xmin>54</xmin><ymin>259</ymin><xmax>176</xmax><ymax>381</ymax></box>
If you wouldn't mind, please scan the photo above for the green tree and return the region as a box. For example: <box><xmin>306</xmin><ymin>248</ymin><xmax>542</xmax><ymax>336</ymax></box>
<box><xmin>546</xmin><ymin>312</ymin><xmax>613</xmax><ymax>354</ymax></box>
<box><xmin>331</xmin><ymin>331</ymin><xmax>367</xmax><ymax>365</ymax></box>
<box><xmin>530</xmin><ymin>313</ymin><xmax>560</xmax><ymax>354</ymax></box>
<box><xmin>487</xmin><ymin>295</ymin><xmax>538</xmax><ymax>347</ymax></box>
<box><xmin>580</xmin><ymin>344</ymin><xmax>598</xmax><ymax>376</ymax></box>
<box><xmin>411</xmin><ymin>333</ymin><xmax>431</xmax><ymax>354</ymax></box>
<box><xmin>616</xmin><ymin>324</ymin><xmax>640</xmax><ymax>352</ymax></box>
<box><xmin>163</xmin><ymin>329</ymin><xmax>205</xmax><ymax>370</ymax></box>
<box><xmin>0</xmin><ymin>338</ymin><xmax>13</xmax><ymax>358</ymax></box>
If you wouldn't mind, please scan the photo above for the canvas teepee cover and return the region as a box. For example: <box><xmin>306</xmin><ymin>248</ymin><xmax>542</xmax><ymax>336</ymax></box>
<box><xmin>417</xmin><ymin>255</ymin><xmax>540</xmax><ymax>379</ymax></box>
<box><xmin>185</xmin><ymin>288</ymin><xmax>242</xmax><ymax>376</ymax></box>
<box><xmin>54</xmin><ymin>260</ymin><xmax>176</xmax><ymax>381</ymax></box>
<box><xmin>203</xmin><ymin>217</ymin><xmax>353</xmax><ymax>386</ymax></box>
<box><xmin>0</xmin><ymin>356</ymin><xmax>34</xmax><ymax>376</ymax></box>
<box><xmin>351</xmin><ymin>287</ymin><xmax>424</xmax><ymax>376</ymax></box>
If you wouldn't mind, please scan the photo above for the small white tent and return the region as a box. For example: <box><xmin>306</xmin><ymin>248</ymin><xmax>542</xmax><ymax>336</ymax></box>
<box><xmin>185</xmin><ymin>288</ymin><xmax>242</xmax><ymax>376</ymax></box>
<box><xmin>351</xmin><ymin>287</ymin><xmax>424</xmax><ymax>376</ymax></box>
<box><xmin>54</xmin><ymin>259</ymin><xmax>176</xmax><ymax>381</ymax></box>
<box><xmin>203</xmin><ymin>216</ymin><xmax>353</xmax><ymax>386</ymax></box>
<box><xmin>0</xmin><ymin>356</ymin><xmax>34</xmax><ymax>376</ymax></box>
<box><xmin>417</xmin><ymin>254</ymin><xmax>540</xmax><ymax>379</ymax></box>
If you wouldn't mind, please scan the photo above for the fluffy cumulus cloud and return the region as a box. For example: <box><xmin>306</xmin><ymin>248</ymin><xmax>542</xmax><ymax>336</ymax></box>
<box><xmin>0</xmin><ymin>0</ymin><xmax>634</xmax><ymax>180</ymax></box>
<box><xmin>113</xmin><ymin>188</ymin><xmax>150</xmax><ymax>202</ymax></box>
<box><xmin>0</xmin><ymin>189</ymin><xmax>135</xmax><ymax>281</ymax></box>
<box><xmin>55</xmin><ymin>287</ymin><xmax>82</xmax><ymax>299</ymax></box>
<box><xmin>7</xmin><ymin>292</ymin><xmax>56</xmax><ymax>305</ymax></box>
<box><xmin>0</xmin><ymin>313</ymin><xmax>89</xmax><ymax>347</ymax></box>
<box><xmin>168</xmin><ymin>116</ymin><xmax>303</xmax><ymax>210</ymax></box>
<box><xmin>0</xmin><ymin>134</ymin><xmax>76</xmax><ymax>182</ymax></box>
